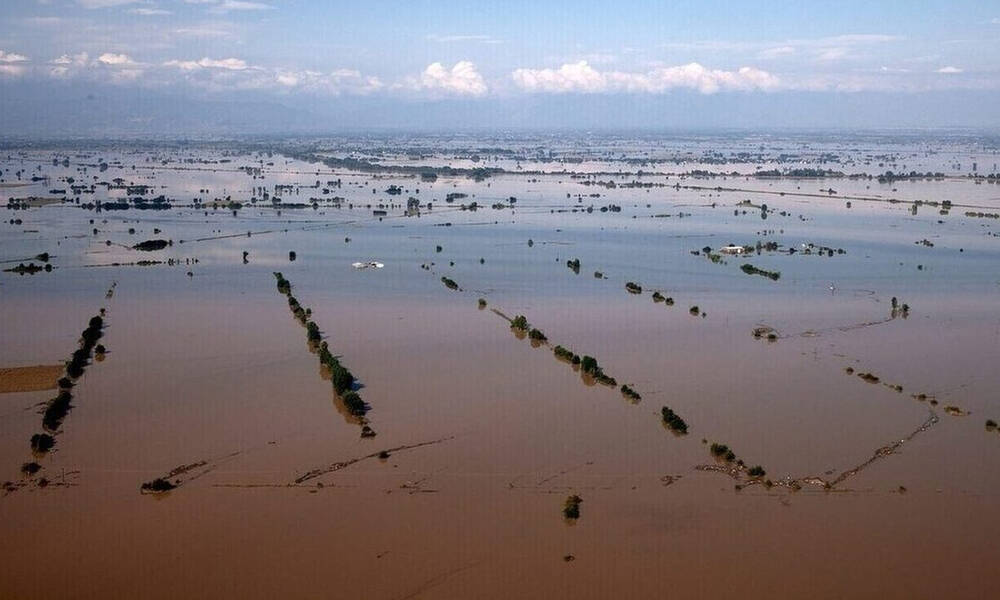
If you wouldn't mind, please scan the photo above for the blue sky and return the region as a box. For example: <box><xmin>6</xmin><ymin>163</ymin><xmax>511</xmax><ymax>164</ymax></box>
<box><xmin>1</xmin><ymin>1</ymin><xmax>999</xmax><ymax>130</ymax></box>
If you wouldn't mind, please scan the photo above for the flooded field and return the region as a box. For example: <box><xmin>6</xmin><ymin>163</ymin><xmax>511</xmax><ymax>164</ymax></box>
<box><xmin>2</xmin><ymin>133</ymin><xmax>1000</xmax><ymax>599</ymax></box>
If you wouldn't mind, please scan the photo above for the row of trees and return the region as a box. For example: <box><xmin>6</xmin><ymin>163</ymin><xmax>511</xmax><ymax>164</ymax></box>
<box><xmin>274</xmin><ymin>273</ymin><xmax>369</xmax><ymax>419</ymax></box>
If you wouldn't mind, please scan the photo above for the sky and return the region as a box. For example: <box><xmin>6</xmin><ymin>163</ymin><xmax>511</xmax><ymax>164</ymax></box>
<box><xmin>1</xmin><ymin>0</ymin><xmax>999</xmax><ymax>133</ymax></box>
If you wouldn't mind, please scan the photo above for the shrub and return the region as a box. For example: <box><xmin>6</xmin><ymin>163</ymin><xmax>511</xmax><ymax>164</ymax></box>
<box><xmin>652</xmin><ymin>291</ymin><xmax>665</xmax><ymax>303</ymax></box>
<box><xmin>478</xmin><ymin>298</ymin><xmax>487</xmax><ymax>308</ymax></box>
<box><xmin>42</xmin><ymin>390</ymin><xmax>72</xmax><ymax>431</ymax></box>
<box><xmin>710</xmin><ymin>443</ymin><xmax>736</xmax><ymax>462</ymax></box>
<box><xmin>553</xmin><ymin>345</ymin><xmax>574</xmax><ymax>361</ymax></box>
<box><xmin>740</xmin><ymin>263</ymin><xmax>781</xmax><ymax>280</ymax></box>
<box><xmin>563</xmin><ymin>495</ymin><xmax>582</xmax><ymax>519</ymax></box>
<box><xmin>528</xmin><ymin>328</ymin><xmax>547</xmax><ymax>342</ymax></box>
<box><xmin>566</xmin><ymin>258</ymin><xmax>581</xmax><ymax>274</ymax></box>
<box><xmin>625</xmin><ymin>282</ymin><xmax>642</xmax><ymax>294</ymax></box>
<box><xmin>661</xmin><ymin>406</ymin><xmax>688</xmax><ymax>434</ymax></box>
<box><xmin>858</xmin><ymin>372</ymin><xmax>880</xmax><ymax>383</ymax></box>
<box><xmin>140</xmin><ymin>478</ymin><xmax>176</xmax><ymax>493</ymax></box>
<box><xmin>21</xmin><ymin>462</ymin><xmax>41</xmax><ymax>476</ymax></box>
<box><xmin>441</xmin><ymin>276</ymin><xmax>459</xmax><ymax>290</ymax></box>
<box><xmin>273</xmin><ymin>272</ymin><xmax>291</xmax><ymax>294</ymax></box>
<box><xmin>747</xmin><ymin>465</ymin><xmax>766</xmax><ymax>478</ymax></box>
<box><xmin>30</xmin><ymin>433</ymin><xmax>55</xmax><ymax>453</ymax></box>
<box><xmin>341</xmin><ymin>391</ymin><xmax>367</xmax><ymax>415</ymax></box>
<box><xmin>510</xmin><ymin>315</ymin><xmax>529</xmax><ymax>331</ymax></box>
<box><xmin>621</xmin><ymin>384</ymin><xmax>641</xmax><ymax>401</ymax></box>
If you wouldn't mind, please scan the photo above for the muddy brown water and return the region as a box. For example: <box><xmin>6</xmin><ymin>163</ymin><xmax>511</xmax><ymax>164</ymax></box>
<box><xmin>2</xmin><ymin>141</ymin><xmax>1000</xmax><ymax>599</ymax></box>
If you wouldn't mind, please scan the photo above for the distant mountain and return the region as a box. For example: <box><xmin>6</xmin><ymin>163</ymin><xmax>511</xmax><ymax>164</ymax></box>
<box><xmin>0</xmin><ymin>81</ymin><xmax>318</xmax><ymax>136</ymax></box>
<box><xmin>1</xmin><ymin>80</ymin><xmax>997</xmax><ymax>135</ymax></box>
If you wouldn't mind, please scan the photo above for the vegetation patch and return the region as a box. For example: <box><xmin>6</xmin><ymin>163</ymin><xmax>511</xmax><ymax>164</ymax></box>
<box><xmin>30</xmin><ymin>433</ymin><xmax>55</xmax><ymax>453</ymax></box>
<box><xmin>740</xmin><ymin>263</ymin><xmax>781</xmax><ymax>281</ymax></box>
<box><xmin>620</xmin><ymin>384</ymin><xmax>641</xmax><ymax>402</ymax></box>
<box><xmin>661</xmin><ymin>406</ymin><xmax>689</xmax><ymax>434</ymax></box>
<box><xmin>140</xmin><ymin>478</ymin><xmax>176</xmax><ymax>494</ymax></box>
<box><xmin>274</xmin><ymin>272</ymin><xmax>371</xmax><ymax>425</ymax></box>
<box><xmin>562</xmin><ymin>494</ymin><xmax>582</xmax><ymax>520</ymax></box>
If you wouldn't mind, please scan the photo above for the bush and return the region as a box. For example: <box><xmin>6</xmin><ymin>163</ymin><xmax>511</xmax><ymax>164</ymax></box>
<box><xmin>331</xmin><ymin>365</ymin><xmax>355</xmax><ymax>395</ymax></box>
<box><xmin>441</xmin><ymin>276</ymin><xmax>459</xmax><ymax>290</ymax></box>
<box><xmin>341</xmin><ymin>391</ymin><xmax>367</xmax><ymax>416</ymax></box>
<box><xmin>566</xmin><ymin>258</ymin><xmax>581</xmax><ymax>274</ymax></box>
<box><xmin>740</xmin><ymin>263</ymin><xmax>781</xmax><ymax>281</ymax></box>
<box><xmin>140</xmin><ymin>478</ymin><xmax>176</xmax><ymax>493</ymax></box>
<box><xmin>510</xmin><ymin>315</ymin><xmax>529</xmax><ymax>330</ymax></box>
<box><xmin>528</xmin><ymin>328</ymin><xmax>547</xmax><ymax>342</ymax></box>
<box><xmin>625</xmin><ymin>282</ymin><xmax>642</xmax><ymax>294</ymax></box>
<box><xmin>563</xmin><ymin>495</ymin><xmax>582</xmax><ymax>519</ymax></box>
<box><xmin>273</xmin><ymin>272</ymin><xmax>291</xmax><ymax>294</ymax></box>
<box><xmin>621</xmin><ymin>384</ymin><xmax>641</xmax><ymax>401</ymax></box>
<box><xmin>42</xmin><ymin>390</ymin><xmax>72</xmax><ymax>431</ymax></box>
<box><xmin>553</xmin><ymin>345</ymin><xmax>575</xmax><ymax>361</ymax></box>
<box><xmin>710</xmin><ymin>443</ymin><xmax>736</xmax><ymax>462</ymax></box>
<box><xmin>747</xmin><ymin>465</ymin><xmax>766</xmax><ymax>478</ymax></box>
<box><xmin>661</xmin><ymin>406</ymin><xmax>688</xmax><ymax>434</ymax></box>
<box><xmin>30</xmin><ymin>433</ymin><xmax>55</xmax><ymax>453</ymax></box>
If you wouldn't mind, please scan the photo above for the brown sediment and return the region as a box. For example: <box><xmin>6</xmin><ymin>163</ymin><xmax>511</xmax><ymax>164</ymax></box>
<box><xmin>701</xmin><ymin>411</ymin><xmax>940</xmax><ymax>492</ymax></box>
<box><xmin>0</xmin><ymin>365</ymin><xmax>64</xmax><ymax>394</ymax></box>
<box><xmin>293</xmin><ymin>436</ymin><xmax>454</xmax><ymax>485</ymax></box>
<box><xmin>141</xmin><ymin>451</ymin><xmax>242</xmax><ymax>494</ymax></box>
<box><xmin>782</xmin><ymin>315</ymin><xmax>896</xmax><ymax>339</ymax></box>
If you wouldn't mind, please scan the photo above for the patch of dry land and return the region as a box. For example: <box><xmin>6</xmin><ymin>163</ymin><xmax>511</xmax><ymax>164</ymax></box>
<box><xmin>0</xmin><ymin>365</ymin><xmax>63</xmax><ymax>393</ymax></box>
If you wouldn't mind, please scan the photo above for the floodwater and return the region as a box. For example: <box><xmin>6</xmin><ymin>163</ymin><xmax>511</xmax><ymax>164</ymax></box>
<box><xmin>2</xmin><ymin>134</ymin><xmax>1000</xmax><ymax>599</ymax></box>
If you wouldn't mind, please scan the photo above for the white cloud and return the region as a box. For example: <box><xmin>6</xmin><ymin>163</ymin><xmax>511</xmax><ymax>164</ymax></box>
<box><xmin>758</xmin><ymin>46</ymin><xmax>795</xmax><ymax>59</ymax></box>
<box><xmin>415</xmin><ymin>61</ymin><xmax>488</xmax><ymax>96</ymax></box>
<box><xmin>129</xmin><ymin>8</ymin><xmax>172</xmax><ymax>15</ymax></box>
<box><xmin>51</xmin><ymin>52</ymin><xmax>89</xmax><ymax>66</ymax></box>
<box><xmin>174</xmin><ymin>25</ymin><xmax>236</xmax><ymax>38</ymax></box>
<box><xmin>512</xmin><ymin>61</ymin><xmax>780</xmax><ymax>94</ymax></box>
<box><xmin>426</xmin><ymin>34</ymin><xmax>503</xmax><ymax>44</ymax></box>
<box><xmin>0</xmin><ymin>50</ymin><xmax>29</xmax><ymax>63</ymax></box>
<box><xmin>164</xmin><ymin>57</ymin><xmax>248</xmax><ymax>70</ymax></box>
<box><xmin>0</xmin><ymin>65</ymin><xmax>27</xmax><ymax>76</ymax></box>
<box><xmin>936</xmin><ymin>66</ymin><xmax>963</xmax><ymax>73</ymax></box>
<box><xmin>270</xmin><ymin>68</ymin><xmax>383</xmax><ymax>94</ymax></box>
<box><xmin>208</xmin><ymin>0</ymin><xmax>274</xmax><ymax>13</ymax></box>
<box><xmin>817</xmin><ymin>48</ymin><xmax>849</xmax><ymax>61</ymax></box>
<box><xmin>77</xmin><ymin>0</ymin><xmax>140</xmax><ymax>7</ymax></box>
<box><xmin>98</xmin><ymin>52</ymin><xmax>135</xmax><ymax>65</ymax></box>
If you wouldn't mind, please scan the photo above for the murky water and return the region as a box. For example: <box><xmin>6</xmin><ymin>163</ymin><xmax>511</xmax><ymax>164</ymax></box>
<box><xmin>2</xmin><ymin>134</ymin><xmax>999</xmax><ymax>599</ymax></box>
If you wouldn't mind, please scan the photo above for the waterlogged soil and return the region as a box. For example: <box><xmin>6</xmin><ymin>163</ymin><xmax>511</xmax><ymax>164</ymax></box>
<box><xmin>1</xmin><ymin>136</ymin><xmax>1000</xmax><ymax>599</ymax></box>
